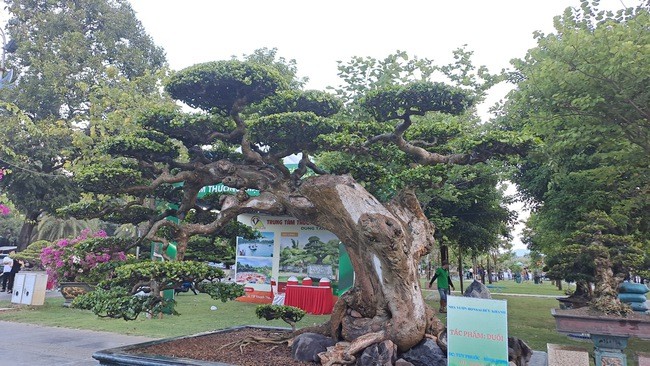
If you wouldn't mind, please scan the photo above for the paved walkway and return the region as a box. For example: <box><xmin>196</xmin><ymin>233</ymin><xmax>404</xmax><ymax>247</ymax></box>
<box><xmin>0</xmin><ymin>291</ymin><xmax>154</xmax><ymax>366</ymax></box>
<box><xmin>0</xmin><ymin>320</ymin><xmax>154</xmax><ymax>365</ymax></box>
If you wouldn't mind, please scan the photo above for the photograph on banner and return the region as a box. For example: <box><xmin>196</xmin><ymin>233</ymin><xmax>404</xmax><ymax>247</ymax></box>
<box><xmin>279</xmin><ymin>229</ymin><xmax>339</xmax><ymax>282</ymax></box>
<box><xmin>447</xmin><ymin>296</ymin><xmax>509</xmax><ymax>366</ymax></box>
<box><xmin>237</xmin><ymin>232</ymin><xmax>274</xmax><ymax>257</ymax></box>
<box><xmin>235</xmin><ymin>256</ymin><xmax>273</xmax><ymax>285</ymax></box>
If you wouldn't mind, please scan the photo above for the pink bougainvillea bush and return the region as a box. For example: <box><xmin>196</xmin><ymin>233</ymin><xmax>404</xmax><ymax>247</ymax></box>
<box><xmin>40</xmin><ymin>229</ymin><xmax>129</xmax><ymax>287</ymax></box>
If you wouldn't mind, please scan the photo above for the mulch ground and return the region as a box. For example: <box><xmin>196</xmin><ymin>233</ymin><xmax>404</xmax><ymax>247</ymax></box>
<box><xmin>130</xmin><ymin>327</ymin><xmax>316</xmax><ymax>366</ymax></box>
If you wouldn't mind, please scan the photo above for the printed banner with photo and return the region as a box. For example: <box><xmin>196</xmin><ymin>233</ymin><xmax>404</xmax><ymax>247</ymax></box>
<box><xmin>237</xmin><ymin>213</ymin><xmax>353</xmax><ymax>295</ymax></box>
<box><xmin>234</xmin><ymin>235</ymin><xmax>275</xmax><ymax>304</ymax></box>
<box><xmin>237</xmin><ymin>231</ymin><xmax>274</xmax><ymax>257</ymax></box>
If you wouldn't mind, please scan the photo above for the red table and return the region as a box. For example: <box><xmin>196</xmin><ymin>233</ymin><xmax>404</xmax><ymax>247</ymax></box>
<box><xmin>284</xmin><ymin>285</ymin><xmax>335</xmax><ymax>315</ymax></box>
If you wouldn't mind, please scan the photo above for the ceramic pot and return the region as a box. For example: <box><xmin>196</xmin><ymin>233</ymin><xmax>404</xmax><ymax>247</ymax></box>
<box><xmin>59</xmin><ymin>282</ymin><xmax>94</xmax><ymax>307</ymax></box>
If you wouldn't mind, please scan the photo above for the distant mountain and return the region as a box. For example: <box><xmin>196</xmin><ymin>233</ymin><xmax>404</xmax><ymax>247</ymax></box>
<box><xmin>514</xmin><ymin>248</ymin><xmax>530</xmax><ymax>257</ymax></box>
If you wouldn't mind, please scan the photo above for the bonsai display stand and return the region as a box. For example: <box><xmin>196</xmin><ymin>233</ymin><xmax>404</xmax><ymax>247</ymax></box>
<box><xmin>552</xmin><ymin>308</ymin><xmax>650</xmax><ymax>366</ymax></box>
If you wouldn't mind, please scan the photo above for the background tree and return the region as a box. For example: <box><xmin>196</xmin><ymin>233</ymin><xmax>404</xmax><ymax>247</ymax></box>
<box><xmin>502</xmin><ymin>0</ymin><xmax>649</xmax><ymax>305</ymax></box>
<box><xmin>0</xmin><ymin>0</ymin><xmax>166</xmax><ymax>250</ymax></box>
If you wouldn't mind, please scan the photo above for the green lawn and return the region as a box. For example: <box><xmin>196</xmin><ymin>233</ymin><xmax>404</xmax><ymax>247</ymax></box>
<box><xmin>1</xmin><ymin>286</ymin><xmax>648</xmax><ymax>365</ymax></box>
<box><xmin>448</xmin><ymin>277</ymin><xmax>575</xmax><ymax>296</ymax></box>
<box><xmin>0</xmin><ymin>294</ymin><xmax>331</xmax><ymax>338</ymax></box>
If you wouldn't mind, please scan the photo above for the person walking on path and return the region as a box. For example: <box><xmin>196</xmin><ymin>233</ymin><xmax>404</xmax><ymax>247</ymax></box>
<box><xmin>428</xmin><ymin>260</ymin><xmax>455</xmax><ymax>313</ymax></box>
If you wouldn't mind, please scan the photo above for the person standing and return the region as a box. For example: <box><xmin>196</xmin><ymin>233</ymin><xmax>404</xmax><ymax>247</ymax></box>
<box><xmin>1</xmin><ymin>252</ymin><xmax>14</xmax><ymax>292</ymax></box>
<box><xmin>428</xmin><ymin>260</ymin><xmax>455</xmax><ymax>313</ymax></box>
<box><xmin>7</xmin><ymin>257</ymin><xmax>22</xmax><ymax>293</ymax></box>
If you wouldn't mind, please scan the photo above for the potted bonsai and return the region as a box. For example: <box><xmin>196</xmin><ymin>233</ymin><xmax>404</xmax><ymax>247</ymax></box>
<box><xmin>71</xmin><ymin>260</ymin><xmax>245</xmax><ymax>320</ymax></box>
<box><xmin>40</xmin><ymin>229</ymin><xmax>129</xmax><ymax>306</ymax></box>
<box><xmin>548</xmin><ymin>212</ymin><xmax>650</xmax><ymax>365</ymax></box>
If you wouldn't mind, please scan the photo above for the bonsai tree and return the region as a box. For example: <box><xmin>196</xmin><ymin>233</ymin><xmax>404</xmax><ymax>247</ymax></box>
<box><xmin>545</xmin><ymin>211</ymin><xmax>645</xmax><ymax>315</ymax></box>
<box><xmin>12</xmin><ymin>240</ymin><xmax>49</xmax><ymax>269</ymax></box>
<box><xmin>72</xmin><ymin>260</ymin><xmax>244</xmax><ymax>320</ymax></box>
<box><xmin>64</xmin><ymin>55</ymin><xmax>527</xmax><ymax>362</ymax></box>
<box><xmin>256</xmin><ymin>304</ymin><xmax>306</xmax><ymax>331</ymax></box>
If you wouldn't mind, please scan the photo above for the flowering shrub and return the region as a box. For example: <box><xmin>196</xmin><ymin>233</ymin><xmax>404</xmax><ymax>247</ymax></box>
<box><xmin>40</xmin><ymin>229</ymin><xmax>128</xmax><ymax>286</ymax></box>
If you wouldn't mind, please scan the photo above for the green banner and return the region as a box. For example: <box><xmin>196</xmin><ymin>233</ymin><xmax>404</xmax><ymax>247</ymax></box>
<box><xmin>447</xmin><ymin>296</ymin><xmax>509</xmax><ymax>366</ymax></box>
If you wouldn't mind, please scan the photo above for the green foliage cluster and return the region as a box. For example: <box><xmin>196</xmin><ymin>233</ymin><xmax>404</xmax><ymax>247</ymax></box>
<box><xmin>255</xmin><ymin>90</ymin><xmax>342</xmax><ymax>117</ymax></box>
<box><xmin>137</xmin><ymin>106</ymin><xmax>237</xmax><ymax>147</ymax></box>
<box><xmin>72</xmin><ymin>286</ymin><xmax>173</xmax><ymax>321</ymax></box>
<box><xmin>12</xmin><ymin>240</ymin><xmax>49</xmax><ymax>267</ymax></box>
<box><xmin>101</xmin><ymin>131</ymin><xmax>180</xmax><ymax>162</ymax></box>
<box><xmin>249</xmin><ymin>112</ymin><xmax>336</xmax><ymax>154</ymax></box>
<box><xmin>75</xmin><ymin>161</ymin><xmax>144</xmax><ymax>194</ymax></box>
<box><xmin>255</xmin><ymin>304</ymin><xmax>306</xmax><ymax>331</ymax></box>
<box><xmin>197</xmin><ymin>281</ymin><xmax>245</xmax><ymax>303</ymax></box>
<box><xmin>110</xmin><ymin>260</ymin><xmax>224</xmax><ymax>286</ymax></box>
<box><xmin>73</xmin><ymin>260</ymin><xmax>243</xmax><ymax>320</ymax></box>
<box><xmin>165</xmin><ymin>60</ymin><xmax>287</xmax><ymax>113</ymax></box>
<box><xmin>104</xmin><ymin>205</ymin><xmax>158</xmax><ymax>225</ymax></box>
<box><xmin>360</xmin><ymin>81</ymin><xmax>473</xmax><ymax>122</ymax></box>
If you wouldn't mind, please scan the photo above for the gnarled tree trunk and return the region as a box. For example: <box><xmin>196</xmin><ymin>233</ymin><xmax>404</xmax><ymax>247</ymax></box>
<box><xmin>281</xmin><ymin>175</ymin><xmax>440</xmax><ymax>354</ymax></box>
<box><xmin>17</xmin><ymin>210</ymin><xmax>40</xmax><ymax>251</ymax></box>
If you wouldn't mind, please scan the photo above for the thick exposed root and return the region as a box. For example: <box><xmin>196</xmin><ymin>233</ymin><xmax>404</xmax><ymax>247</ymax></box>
<box><xmin>318</xmin><ymin>330</ymin><xmax>386</xmax><ymax>366</ymax></box>
<box><xmin>425</xmin><ymin>304</ymin><xmax>445</xmax><ymax>336</ymax></box>
<box><xmin>218</xmin><ymin>335</ymin><xmax>290</xmax><ymax>353</ymax></box>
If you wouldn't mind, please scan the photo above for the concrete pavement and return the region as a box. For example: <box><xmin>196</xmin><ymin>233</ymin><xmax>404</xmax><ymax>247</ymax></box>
<box><xmin>0</xmin><ymin>291</ymin><xmax>154</xmax><ymax>366</ymax></box>
<box><xmin>0</xmin><ymin>320</ymin><xmax>155</xmax><ymax>365</ymax></box>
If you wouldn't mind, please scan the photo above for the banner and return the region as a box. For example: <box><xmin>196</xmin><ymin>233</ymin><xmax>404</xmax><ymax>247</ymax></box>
<box><xmin>234</xmin><ymin>234</ymin><xmax>274</xmax><ymax>304</ymax></box>
<box><xmin>447</xmin><ymin>296</ymin><xmax>509</xmax><ymax>366</ymax></box>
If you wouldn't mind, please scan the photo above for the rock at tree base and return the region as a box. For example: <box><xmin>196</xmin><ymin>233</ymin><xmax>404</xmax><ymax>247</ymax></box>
<box><xmin>291</xmin><ymin>333</ymin><xmax>336</xmax><ymax>362</ymax></box>
<box><xmin>400</xmin><ymin>338</ymin><xmax>446</xmax><ymax>366</ymax></box>
<box><xmin>356</xmin><ymin>340</ymin><xmax>397</xmax><ymax>366</ymax></box>
<box><xmin>463</xmin><ymin>280</ymin><xmax>492</xmax><ymax>299</ymax></box>
<box><xmin>395</xmin><ymin>359</ymin><xmax>415</xmax><ymax>366</ymax></box>
<box><xmin>509</xmin><ymin>337</ymin><xmax>533</xmax><ymax>366</ymax></box>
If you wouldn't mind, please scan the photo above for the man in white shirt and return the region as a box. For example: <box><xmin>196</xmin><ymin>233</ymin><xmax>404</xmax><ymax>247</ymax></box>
<box><xmin>1</xmin><ymin>253</ymin><xmax>13</xmax><ymax>292</ymax></box>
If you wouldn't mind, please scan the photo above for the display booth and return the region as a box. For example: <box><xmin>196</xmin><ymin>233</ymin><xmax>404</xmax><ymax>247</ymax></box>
<box><xmin>234</xmin><ymin>213</ymin><xmax>354</xmax><ymax>314</ymax></box>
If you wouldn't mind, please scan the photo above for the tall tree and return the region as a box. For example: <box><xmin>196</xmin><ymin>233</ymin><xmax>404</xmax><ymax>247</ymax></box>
<box><xmin>502</xmin><ymin>0</ymin><xmax>649</xmax><ymax>303</ymax></box>
<box><xmin>64</xmin><ymin>52</ymin><xmax>527</xmax><ymax>360</ymax></box>
<box><xmin>0</xmin><ymin>0</ymin><xmax>166</xmax><ymax>249</ymax></box>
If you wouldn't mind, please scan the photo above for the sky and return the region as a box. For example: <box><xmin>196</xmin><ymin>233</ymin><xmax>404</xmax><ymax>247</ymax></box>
<box><xmin>126</xmin><ymin>0</ymin><xmax>634</xmax><ymax>251</ymax></box>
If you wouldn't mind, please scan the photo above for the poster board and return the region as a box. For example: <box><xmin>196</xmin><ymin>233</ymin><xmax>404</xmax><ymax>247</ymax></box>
<box><xmin>235</xmin><ymin>214</ymin><xmax>348</xmax><ymax>302</ymax></box>
<box><xmin>234</xmin><ymin>233</ymin><xmax>275</xmax><ymax>303</ymax></box>
<box><xmin>447</xmin><ymin>296</ymin><xmax>509</xmax><ymax>366</ymax></box>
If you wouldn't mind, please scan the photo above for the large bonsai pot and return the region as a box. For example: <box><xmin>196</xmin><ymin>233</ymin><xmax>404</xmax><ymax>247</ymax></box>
<box><xmin>551</xmin><ymin>308</ymin><xmax>650</xmax><ymax>340</ymax></box>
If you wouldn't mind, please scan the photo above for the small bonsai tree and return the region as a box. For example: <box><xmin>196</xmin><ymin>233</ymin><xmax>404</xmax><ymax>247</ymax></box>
<box><xmin>72</xmin><ymin>259</ymin><xmax>244</xmax><ymax>320</ymax></box>
<box><xmin>256</xmin><ymin>304</ymin><xmax>306</xmax><ymax>331</ymax></box>
<box><xmin>13</xmin><ymin>240</ymin><xmax>50</xmax><ymax>269</ymax></box>
<box><xmin>545</xmin><ymin>211</ymin><xmax>644</xmax><ymax>315</ymax></box>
